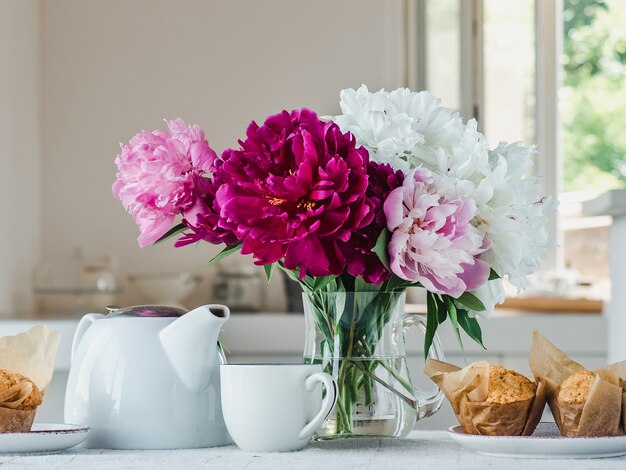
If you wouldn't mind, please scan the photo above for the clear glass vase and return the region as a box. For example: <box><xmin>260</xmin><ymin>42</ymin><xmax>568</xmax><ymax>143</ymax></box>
<box><xmin>303</xmin><ymin>291</ymin><xmax>445</xmax><ymax>439</ymax></box>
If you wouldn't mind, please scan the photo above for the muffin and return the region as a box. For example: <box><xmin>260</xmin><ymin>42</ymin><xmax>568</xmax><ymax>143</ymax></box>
<box><xmin>0</xmin><ymin>369</ymin><xmax>43</xmax><ymax>433</ymax></box>
<box><xmin>488</xmin><ymin>366</ymin><xmax>537</xmax><ymax>404</ymax></box>
<box><xmin>425</xmin><ymin>359</ymin><xmax>546</xmax><ymax>436</ymax></box>
<box><xmin>530</xmin><ymin>330</ymin><xmax>626</xmax><ymax>436</ymax></box>
<box><xmin>558</xmin><ymin>370</ymin><xmax>595</xmax><ymax>406</ymax></box>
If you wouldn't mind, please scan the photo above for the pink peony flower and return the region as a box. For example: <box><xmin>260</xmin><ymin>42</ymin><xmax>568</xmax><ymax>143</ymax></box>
<box><xmin>112</xmin><ymin>119</ymin><xmax>218</xmax><ymax>247</ymax></box>
<box><xmin>216</xmin><ymin>108</ymin><xmax>373</xmax><ymax>278</ymax></box>
<box><xmin>340</xmin><ymin>162</ymin><xmax>404</xmax><ymax>284</ymax></box>
<box><xmin>166</xmin><ymin>118</ymin><xmax>217</xmax><ymax>173</ymax></box>
<box><xmin>384</xmin><ymin>168</ymin><xmax>489</xmax><ymax>297</ymax></box>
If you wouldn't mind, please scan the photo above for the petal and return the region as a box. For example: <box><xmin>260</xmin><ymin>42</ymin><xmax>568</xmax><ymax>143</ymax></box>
<box><xmin>136</xmin><ymin>214</ymin><xmax>175</xmax><ymax>247</ymax></box>
<box><xmin>383</xmin><ymin>187</ymin><xmax>406</xmax><ymax>230</ymax></box>
<box><xmin>190</xmin><ymin>141</ymin><xmax>218</xmax><ymax>173</ymax></box>
<box><xmin>457</xmin><ymin>258</ymin><xmax>491</xmax><ymax>294</ymax></box>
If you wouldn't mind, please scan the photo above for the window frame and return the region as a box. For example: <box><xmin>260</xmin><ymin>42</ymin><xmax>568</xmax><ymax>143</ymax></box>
<box><xmin>409</xmin><ymin>0</ymin><xmax>563</xmax><ymax>270</ymax></box>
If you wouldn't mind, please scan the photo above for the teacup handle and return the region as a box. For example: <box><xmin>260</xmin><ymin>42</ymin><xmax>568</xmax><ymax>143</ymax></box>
<box><xmin>298</xmin><ymin>372</ymin><xmax>338</xmax><ymax>440</ymax></box>
<box><xmin>403</xmin><ymin>313</ymin><xmax>445</xmax><ymax>419</ymax></box>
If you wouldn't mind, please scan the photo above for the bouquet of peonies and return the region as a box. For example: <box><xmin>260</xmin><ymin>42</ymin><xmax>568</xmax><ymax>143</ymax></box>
<box><xmin>113</xmin><ymin>86</ymin><xmax>553</xmax><ymax>436</ymax></box>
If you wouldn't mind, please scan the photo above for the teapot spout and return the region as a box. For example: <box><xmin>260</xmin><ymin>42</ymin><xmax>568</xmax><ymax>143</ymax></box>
<box><xmin>159</xmin><ymin>304</ymin><xmax>230</xmax><ymax>391</ymax></box>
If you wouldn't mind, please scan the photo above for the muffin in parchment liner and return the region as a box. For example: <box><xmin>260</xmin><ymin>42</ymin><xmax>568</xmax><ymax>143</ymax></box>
<box><xmin>0</xmin><ymin>370</ymin><xmax>43</xmax><ymax>433</ymax></box>
<box><xmin>530</xmin><ymin>330</ymin><xmax>626</xmax><ymax>437</ymax></box>
<box><xmin>424</xmin><ymin>358</ymin><xmax>546</xmax><ymax>436</ymax></box>
<box><xmin>0</xmin><ymin>325</ymin><xmax>59</xmax><ymax>432</ymax></box>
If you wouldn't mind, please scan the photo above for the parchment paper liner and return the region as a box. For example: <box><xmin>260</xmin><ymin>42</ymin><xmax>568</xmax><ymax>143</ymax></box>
<box><xmin>0</xmin><ymin>326</ymin><xmax>59</xmax><ymax>432</ymax></box>
<box><xmin>0</xmin><ymin>408</ymin><xmax>36</xmax><ymax>434</ymax></box>
<box><xmin>425</xmin><ymin>358</ymin><xmax>546</xmax><ymax>436</ymax></box>
<box><xmin>530</xmin><ymin>330</ymin><xmax>626</xmax><ymax>437</ymax></box>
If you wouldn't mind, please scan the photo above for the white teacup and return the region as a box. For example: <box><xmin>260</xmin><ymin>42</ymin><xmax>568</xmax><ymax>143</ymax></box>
<box><xmin>220</xmin><ymin>364</ymin><xmax>337</xmax><ymax>452</ymax></box>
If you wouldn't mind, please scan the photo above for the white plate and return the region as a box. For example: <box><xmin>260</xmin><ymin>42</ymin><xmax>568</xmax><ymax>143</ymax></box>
<box><xmin>0</xmin><ymin>423</ymin><xmax>89</xmax><ymax>454</ymax></box>
<box><xmin>448</xmin><ymin>422</ymin><xmax>626</xmax><ymax>459</ymax></box>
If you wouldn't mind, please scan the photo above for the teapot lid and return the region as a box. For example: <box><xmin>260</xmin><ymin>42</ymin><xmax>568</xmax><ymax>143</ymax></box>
<box><xmin>105</xmin><ymin>305</ymin><xmax>187</xmax><ymax>318</ymax></box>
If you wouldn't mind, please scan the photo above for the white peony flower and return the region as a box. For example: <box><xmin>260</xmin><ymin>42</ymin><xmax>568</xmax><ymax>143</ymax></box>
<box><xmin>331</xmin><ymin>85</ymin><xmax>464</xmax><ymax>173</ymax></box>
<box><xmin>331</xmin><ymin>85</ymin><xmax>492</xmax><ymax>186</ymax></box>
<box><xmin>478</xmin><ymin>143</ymin><xmax>557</xmax><ymax>290</ymax></box>
<box><xmin>331</xmin><ymin>85</ymin><xmax>555</xmax><ymax>294</ymax></box>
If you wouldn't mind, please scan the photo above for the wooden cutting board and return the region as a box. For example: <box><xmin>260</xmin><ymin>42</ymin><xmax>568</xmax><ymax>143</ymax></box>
<box><xmin>497</xmin><ymin>296</ymin><xmax>603</xmax><ymax>313</ymax></box>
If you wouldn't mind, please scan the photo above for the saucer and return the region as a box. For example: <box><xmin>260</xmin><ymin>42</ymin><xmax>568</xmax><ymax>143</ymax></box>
<box><xmin>448</xmin><ymin>422</ymin><xmax>626</xmax><ymax>459</ymax></box>
<box><xmin>0</xmin><ymin>423</ymin><xmax>90</xmax><ymax>454</ymax></box>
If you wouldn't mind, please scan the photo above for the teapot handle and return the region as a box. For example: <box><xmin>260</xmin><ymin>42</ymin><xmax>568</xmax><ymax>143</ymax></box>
<box><xmin>403</xmin><ymin>313</ymin><xmax>445</xmax><ymax>419</ymax></box>
<box><xmin>71</xmin><ymin>313</ymin><xmax>104</xmax><ymax>364</ymax></box>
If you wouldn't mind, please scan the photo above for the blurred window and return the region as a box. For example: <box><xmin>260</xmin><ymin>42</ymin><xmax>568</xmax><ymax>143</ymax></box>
<box><xmin>416</xmin><ymin>0</ymin><xmax>626</xmax><ymax>301</ymax></box>
<box><xmin>424</xmin><ymin>0</ymin><xmax>461</xmax><ymax>111</ymax></box>
<box><xmin>483</xmin><ymin>0</ymin><xmax>536</xmax><ymax>146</ymax></box>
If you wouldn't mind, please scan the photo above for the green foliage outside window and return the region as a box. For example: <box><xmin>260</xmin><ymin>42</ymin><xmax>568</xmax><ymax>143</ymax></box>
<box><xmin>562</xmin><ymin>0</ymin><xmax>626</xmax><ymax>192</ymax></box>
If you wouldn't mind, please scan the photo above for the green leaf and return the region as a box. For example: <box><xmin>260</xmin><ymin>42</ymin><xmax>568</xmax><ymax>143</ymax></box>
<box><xmin>278</xmin><ymin>264</ymin><xmax>314</xmax><ymax>291</ymax></box>
<box><xmin>281</xmin><ymin>267</ymin><xmax>300</xmax><ymax>283</ymax></box>
<box><xmin>456</xmin><ymin>292</ymin><xmax>486</xmax><ymax>312</ymax></box>
<box><xmin>384</xmin><ymin>274</ymin><xmax>416</xmax><ymax>292</ymax></box>
<box><xmin>424</xmin><ymin>292</ymin><xmax>439</xmax><ymax>359</ymax></box>
<box><xmin>154</xmin><ymin>223</ymin><xmax>186</xmax><ymax>244</ymax></box>
<box><xmin>444</xmin><ymin>295</ymin><xmax>464</xmax><ymax>355</ymax></box>
<box><xmin>457</xmin><ymin>310</ymin><xmax>486</xmax><ymax>350</ymax></box>
<box><xmin>488</xmin><ymin>268</ymin><xmax>501</xmax><ymax>281</ymax></box>
<box><xmin>263</xmin><ymin>263</ymin><xmax>277</xmax><ymax>282</ymax></box>
<box><xmin>208</xmin><ymin>242</ymin><xmax>242</xmax><ymax>265</ymax></box>
<box><xmin>371</xmin><ymin>229</ymin><xmax>391</xmax><ymax>270</ymax></box>
<box><xmin>281</xmin><ymin>267</ymin><xmax>307</xmax><ymax>287</ymax></box>
<box><xmin>312</xmin><ymin>275</ymin><xmax>337</xmax><ymax>292</ymax></box>
<box><xmin>354</xmin><ymin>276</ymin><xmax>381</xmax><ymax>293</ymax></box>
<box><xmin>353</xmin><ymin>278</ymin><xmax>380</xmax><ymax>317</ymax></box>
<box><xmin>434</xmin><ymin>294</ymin><xmax>448</xmax><ymax>324</ymax></box>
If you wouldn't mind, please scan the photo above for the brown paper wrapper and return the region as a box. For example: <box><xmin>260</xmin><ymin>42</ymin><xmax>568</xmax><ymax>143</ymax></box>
<box><xmin>0</xmin><ymin>380</ymin><xmax>40</xmax><ymax>433</ymax></box>
<box><xmin>0</xmin><ymin>325</ymin><xmax>59</xmax><ymax>394</ymax></box>
<box><xmin>0</xmin><ymin>409</ymin><xmax>36</xmax><ymax>433</ymax></box>
<box><xmin>424</xmin><ymin>358</ymin><xmax>546</xmax><ymax>436</ymax></box>
<box><xmin>529</xmin><ymin>330</ymin><xmax>626</xmax><ymax>437</ymax></box>
<box><xmin>0</xmin><ymin>326</ymin><xmax>59</xmax><ymax>432</ymax></box>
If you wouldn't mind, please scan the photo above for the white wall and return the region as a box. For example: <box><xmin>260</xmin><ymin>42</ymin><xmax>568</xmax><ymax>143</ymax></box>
<box><xmin>35</xmin><ymin>0</ymin><xmax>406</xmax><ymax>311</ymax></box>
<box><xmin>0</xmin><ymin>0</ymin><xmax>40</xmax><ymax>316</ymax></box>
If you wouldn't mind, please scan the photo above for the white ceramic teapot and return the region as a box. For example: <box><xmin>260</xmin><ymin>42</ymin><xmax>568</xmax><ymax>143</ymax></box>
<box><xmin>64</xmin><ymin>304</ymin><xmax>231</xmax><ymax>449</ymax></box>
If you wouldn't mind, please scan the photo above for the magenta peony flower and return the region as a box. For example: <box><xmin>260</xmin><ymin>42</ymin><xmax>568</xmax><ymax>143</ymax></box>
<box><xmin>174</xmin><ymin>167</ymin><xmax>239</xmax><ymax>247</ymax></box>
<box><xmin>384</xmin><ymin>168</ymin><xmax>490</xmax><ymax>297</ymax></box>
<box><xmin>340</xmin><ymin>162</ymin><xmax>404</xmax><ymax>284</ymax></box>
<box><xmin>216</xmin><ymin>109</ymin><xmax>373</xmax><ymax>278</ymax></box>
<box><xmin>112</xmin><ymin>119</ymin><xmax>218</xmax><ymax>247</ymax></box>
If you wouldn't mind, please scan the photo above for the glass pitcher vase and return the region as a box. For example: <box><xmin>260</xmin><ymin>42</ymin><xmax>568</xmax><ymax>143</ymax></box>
<box><xmin>303</xmin><ymin>291</ymin><xmax>444</xmax><ymax>439</ymax></box>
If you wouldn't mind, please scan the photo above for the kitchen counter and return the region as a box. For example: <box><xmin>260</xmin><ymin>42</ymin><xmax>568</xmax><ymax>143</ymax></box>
<box><xmin>0</xmin><ymin>309</ymin><xmax>607</xmax><ymax>370</ymax></box>
<box><xmin>0</xmin><ymin>311</ymin><xmax>608</xmax><ymax>428</ymax></box>
<box><xmin>1</xmin><ymin>431</ymin><xmax>624</xmax><ymax>469</ymax></box>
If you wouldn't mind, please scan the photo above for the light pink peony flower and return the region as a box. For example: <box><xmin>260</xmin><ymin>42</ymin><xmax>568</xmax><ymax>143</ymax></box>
<box><xmin>112</xmin><ymin>119</ymin><xmax>218</xmax><ymax>247</ymax></box>
<box><xmin>384</xmin><ymin>168</ymin><xmax>490</xmax><ymax>297</ymax></box>
<box><xmin>166</xmin><ymin>118</ymin><xmax>217</xmax><ymax>173</ymax></box>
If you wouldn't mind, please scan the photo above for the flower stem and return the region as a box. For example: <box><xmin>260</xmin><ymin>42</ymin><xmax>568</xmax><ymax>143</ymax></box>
<box><xmin>335</xmin><ymin>360</ymin><xmax>353</xmax><ymax>434</ymax></box>
<box><xmin>349</xmin><ymin>366</ymin><xmax>359</xmax><ymax>403</ymax></box>
<box><xmin>356</xmin><ymin>342</ymin><xmax>414</xmax><ymax>394</ymax></box>
<box><xmin>351</xmin><ymin>360</ymin><xmax>416</xmax><ymax>409</ymax></box>
<box><xmin>364</xmin><ymin>373</ymin><xmax>373</xmax><ymax>406</ymax></box>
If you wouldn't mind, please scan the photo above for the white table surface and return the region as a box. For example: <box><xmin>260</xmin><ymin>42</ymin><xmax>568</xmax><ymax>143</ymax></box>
<box><xmin>1</xmin><ymin>431</ymin><xmax>625</xmax><ymax>470</ymax></box>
